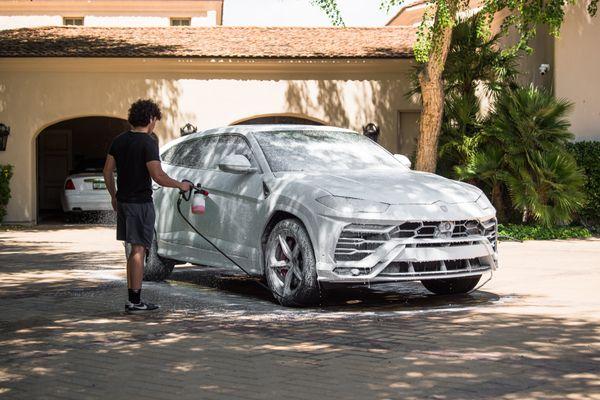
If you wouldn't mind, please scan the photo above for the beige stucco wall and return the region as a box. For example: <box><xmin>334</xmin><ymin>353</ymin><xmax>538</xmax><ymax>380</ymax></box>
<box><xmin>0</xmin><ymin>13</ymin><xmax>217</xmax><ymax>29</ymax></box>
<box><xmin>0</xmin><ymin>0</ymin><xmax>223</xmax><ymax>28</ymax></box>
<box><xmin>555</xmin><ymin>2</ymin><xmax>600</xmax><ymax>140</ymax></box>
<box><xmin>0</xmin><ymin>58</ymin><xmax>418</xmax><ymax>223</ymax></box>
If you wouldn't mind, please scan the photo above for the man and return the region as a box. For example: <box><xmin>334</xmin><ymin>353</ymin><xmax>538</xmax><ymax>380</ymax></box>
<box><xmin>103</xmin><ymin>99</ymin><xmax>192</xmax><ymax>312</ymax></box>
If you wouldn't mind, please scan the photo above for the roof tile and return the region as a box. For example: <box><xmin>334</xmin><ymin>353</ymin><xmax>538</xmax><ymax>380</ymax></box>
<box><xmin>0</xmin><ymin>26</ymin><xmax>416</xmax><ymax>59</ymax></box>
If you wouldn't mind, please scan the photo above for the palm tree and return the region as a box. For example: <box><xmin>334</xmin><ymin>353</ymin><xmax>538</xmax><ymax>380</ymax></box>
<box><xmin>461</xmin><ymin>85</ymin><xmax>585</xmax><ymax>225</ymax></box>
<box><xmin>455</xmin><ymin>146</ymin><xmax>508</xmax><ymax>220</ymax></box>
<box><xmin>443</xmin><ymin>16</ymin><xmax>519</xmax><ymax>97</ymax></box>
<box><xmin>503</xmin><ymin>151</ymin><xmax>585</xmax><ymax>225</ymax></box>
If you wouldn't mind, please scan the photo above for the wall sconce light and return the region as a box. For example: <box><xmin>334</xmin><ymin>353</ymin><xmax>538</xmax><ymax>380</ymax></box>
<box><xmin>0</xmin><ymin>123</ymin><xmax>9</xmax><ymax>151</ymax></box>
<box><xmin>363</xmin><ymin>122</ymin><xmax>380</xmax><ymax>143</ymax></box>
<box><xmin>180</xmin><ymin>123</ymin><xmax>197</xmax><ymax>136</ymax></box>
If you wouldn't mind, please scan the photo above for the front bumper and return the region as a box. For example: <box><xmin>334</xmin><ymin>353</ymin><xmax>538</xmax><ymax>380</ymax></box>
<box><xmin>313</xmin><ymin>214</ymin><xmax>498</xmax><ymax>283</ymax></box>
<box><xmin>317</xmin><ymin>236</ymin><xmax>497</xmax><ymax>283</ymax></box>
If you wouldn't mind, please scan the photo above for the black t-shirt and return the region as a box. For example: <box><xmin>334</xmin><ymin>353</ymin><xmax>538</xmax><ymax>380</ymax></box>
<box><xmin>108</xmin><ymin>131</ymin><xmax>160</xmax><ymax>203</ymax></box>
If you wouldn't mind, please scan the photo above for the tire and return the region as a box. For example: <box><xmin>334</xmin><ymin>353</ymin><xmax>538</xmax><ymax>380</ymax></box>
<box><xmin>264</xmin><ymin>219</ymin><xmax>320</xmax><ymax>307</ymax></box>
<box><xmin>124</xmin><ymin>234</ymin><xmax>176</xmax><ymax>281</ymax></box>
<box><xmin>421</xmin><ymin>275</ymin><xmax>481</xmax><ymax>295</ymax></box>
<box><xmin>64</xmin><ymin>212</ymin><xmax>80</xmax><ymax>223</ymax></box>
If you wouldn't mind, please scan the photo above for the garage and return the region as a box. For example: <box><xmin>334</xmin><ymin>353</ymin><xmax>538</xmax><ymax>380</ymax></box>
<box><xmin>36</xmin><ymin>116</ymin><xmax>129</xmax><ymax>222</ymax></box>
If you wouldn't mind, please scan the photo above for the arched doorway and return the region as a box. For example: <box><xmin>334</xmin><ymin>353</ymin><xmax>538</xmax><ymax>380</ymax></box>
<box><xmin>36</xmin><ymin>116</ymin><xmax>130</xmax><ymax>221</ymax></box>
<box><xmin>231</xmin><ymin>114</ymin><xmax>325</xmax><ymax>126</ymax></box>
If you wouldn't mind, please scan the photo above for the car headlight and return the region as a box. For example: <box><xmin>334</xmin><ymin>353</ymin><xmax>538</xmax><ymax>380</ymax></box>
<box><xmin>475</xmin><ymin>194</ymin><xmax>492</xmax><ymax>211</ymax></box>
<box><xmin>316</xmin><ymin>195</ymin><xmax>390</xmax><ymax>213</ymax></box>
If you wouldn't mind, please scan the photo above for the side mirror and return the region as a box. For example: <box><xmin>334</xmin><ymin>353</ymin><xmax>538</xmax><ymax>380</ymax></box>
<box><xmin>394</xmin><ymin>154</ymin><xmax>412</xmax><ymax>169</ymax></box>
<box><xmin>218</xmin><ymin>154</ymin><xmax>257</xmax><ymax>174</ymax></box>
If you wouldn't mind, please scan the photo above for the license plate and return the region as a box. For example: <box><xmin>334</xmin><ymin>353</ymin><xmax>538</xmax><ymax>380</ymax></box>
<box><xmin>93</xmin><ymin>181</ymin><xmax>106</xmax><ymax>190</ymax></box>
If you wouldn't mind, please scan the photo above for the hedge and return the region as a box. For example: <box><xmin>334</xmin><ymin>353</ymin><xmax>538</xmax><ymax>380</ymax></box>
<box><xmin>498</xmin><ymin>224</ymin><xmax>592</xmax><ymax>240</ymax></box>
<box><xmin>0</xmin><ymin>164</ymin><xmax>13</xmax><ymax>222</ymax></box>
<box><xmin>568</xmin><ymin>141</ymin><xmax>600</xmax><ymax>230</ymax></box>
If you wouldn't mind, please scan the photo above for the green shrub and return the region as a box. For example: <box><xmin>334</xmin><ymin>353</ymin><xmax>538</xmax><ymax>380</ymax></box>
<box><xmin>498</xmin><ymin>224</ymin><xmax>592</xmax><ymax>240</ymax></box>
<box><xmin>0</xmin><ymin>164</ymin><xmax>14</xmax><ymax>222</ymax></box>
<box><xmin>567</xmin><ymin>141</ymin><xmax>600</xmax><ymax>230</ymax></box>
<box><xmin>458</xmin><ymin>86</ymin><xmax>586</xmax><ymax>226</ymax></box>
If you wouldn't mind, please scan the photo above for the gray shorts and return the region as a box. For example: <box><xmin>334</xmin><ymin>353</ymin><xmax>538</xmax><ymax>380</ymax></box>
<box><xmin>116</xmin><ymin>202</ymin><xmax>155</xmax><ymax>248</ymax></box>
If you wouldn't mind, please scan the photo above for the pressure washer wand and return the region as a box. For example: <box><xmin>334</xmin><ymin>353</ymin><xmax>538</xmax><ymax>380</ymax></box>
<box><xmin>175</xmin><ymin>181</ymin><xmax>296</xmax><ymax>305</ymax></box>
<box><xmin>177</xmin><ymin>180</ymin><xmax>252</xmax><ymax>276</ymax></box>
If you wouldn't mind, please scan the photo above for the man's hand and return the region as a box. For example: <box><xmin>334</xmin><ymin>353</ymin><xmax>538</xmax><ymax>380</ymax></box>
<box><xmin>178</xmin><ymin>181</ymin><xmax>193</xmax><ymax>193</ymax></box>
<box><xmin>111</xmin><ymin>196</ymin><xmax>117</xmax><ymax>212</ymax></box>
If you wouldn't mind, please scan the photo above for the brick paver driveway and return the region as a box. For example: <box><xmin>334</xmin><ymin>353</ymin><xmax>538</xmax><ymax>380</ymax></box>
<box><xmin>1</xmin><ymin>225</ymin><xmax>599</xmax><ymax>400</ymax></box>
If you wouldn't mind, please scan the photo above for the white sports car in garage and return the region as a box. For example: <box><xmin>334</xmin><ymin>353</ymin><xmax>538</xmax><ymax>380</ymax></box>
<box><xmin>144</xmin><ymin>125</ymin><xmax>498</xmax><ymax>306</ymax></box>
<box><xmin>61</xmin><ymin>159</ymin><xmax>113</xmax><ymax>213</ymax></box>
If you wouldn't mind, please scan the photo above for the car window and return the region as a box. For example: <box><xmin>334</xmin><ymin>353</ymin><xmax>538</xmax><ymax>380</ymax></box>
<box><xmin>160</xmin><ymin>145</ymin><xmax>179</xmax><ymax>164</ymax></box>
<box><xmin>207</xmin><ymin>135</ymin><xmax>257</xmax><ymax>170</ymax></box>
<box><xmin>178</xmin><ymin>137</ymin><xmax>219</xmax><ymax>169</ymax></box>
<box><xmin>161</xmin><ymin>136</ymin><xmax>219</xmax><ymax>169</ymax></box>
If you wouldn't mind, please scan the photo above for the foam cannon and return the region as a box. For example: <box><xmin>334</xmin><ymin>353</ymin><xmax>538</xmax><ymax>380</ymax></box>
<box><xmin>180</xmin><ymin>180</ymin><xmax>209</xmax><ymax>215</ymax></box>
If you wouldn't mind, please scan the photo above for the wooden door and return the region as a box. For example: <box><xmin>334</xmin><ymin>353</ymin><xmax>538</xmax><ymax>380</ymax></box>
<box><xmin>37</xmin><ymin>129</ymin><xmax>72</xmax><ymax>211</ymax></box>
<box><xmin>396</xmin><ymin>111</ymin><xmax>420</xmax><ymax>156</ymax></box>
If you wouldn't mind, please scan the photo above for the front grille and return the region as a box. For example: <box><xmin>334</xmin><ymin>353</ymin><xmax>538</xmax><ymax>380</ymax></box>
<box><xmin>334</xmin><ymin>218</ymin><xmax>497</xmax><ymax>262</ymax></box>
<box><xmin>481</xmin><ymin>218</ymin><xmax>498</xmax><ymax>251</ymax></box>
<box><xmin>379</xmin><ymin>258</ymin><xmax>490</xmax><ymax>277</ymax></box>
<box><xmin>390</xmin><ymin>220</ymin><xmax>484</xmax><ymax>239</ymax></box>
<box><xmin>334</xmin><ymin>224</ymin><xmax>394</xmax><ymax>261</ymax></box>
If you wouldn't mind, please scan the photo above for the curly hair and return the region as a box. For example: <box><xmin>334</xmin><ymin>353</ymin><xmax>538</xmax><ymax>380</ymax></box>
<box><xmin>127</xmin><ymin>99</ymin><xmax>162</xmax><ymax>127</ymax></box>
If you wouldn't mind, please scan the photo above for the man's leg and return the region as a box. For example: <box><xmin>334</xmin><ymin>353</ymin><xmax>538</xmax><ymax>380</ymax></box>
<box><xmin>124</xmin><ymin>203</ymin><xmax>159</xmax><ymax>312</ymax></box>
<box><xmin>127</xmin><ymin>244</ymin><xmax>145</xmax><ymax>292</ymax></box>
<box><xmin>125</xmin><ymin>244</ymin><xmax>158</xmax><ymax>311</ymax></box>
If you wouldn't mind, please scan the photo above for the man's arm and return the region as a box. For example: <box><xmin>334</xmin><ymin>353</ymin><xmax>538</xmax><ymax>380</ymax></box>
<box><xmin>103</xmin><ymin>155</ymin><xmax>117</xmax><ymax>211</ymax></box>
<box><xmin>146</xmin><ymin>161</ymin><xmax>191</xmax><ymax>192</ymax></box>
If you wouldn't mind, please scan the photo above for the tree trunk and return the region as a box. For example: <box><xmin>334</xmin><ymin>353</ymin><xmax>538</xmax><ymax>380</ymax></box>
<box><xmin>414</xmin><ymin>5</ymin><xmax>457</xmax><ymax>172</ymax></box>
<box><xmin>522</xmin><ymin>207</ymin><xmax>529</xmax><ymax>224</ymax></box>
<box><xmin>491</xmin><ymin>181</ymin><xmax>505</xmax><ymax>221</ymax></box>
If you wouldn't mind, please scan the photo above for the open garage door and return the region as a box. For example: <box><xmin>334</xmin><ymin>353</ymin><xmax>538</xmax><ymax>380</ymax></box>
<box><xmin>36</xmin><ymin>116</ymin><xmax>130</xmax><ymax>222</ymax></box>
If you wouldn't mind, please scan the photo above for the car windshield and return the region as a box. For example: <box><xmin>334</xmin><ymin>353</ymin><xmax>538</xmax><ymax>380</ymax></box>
<box><xmin>253</xmin><ymin>130</ymin><xmax>406</xmax><ymax>172</ymax></box>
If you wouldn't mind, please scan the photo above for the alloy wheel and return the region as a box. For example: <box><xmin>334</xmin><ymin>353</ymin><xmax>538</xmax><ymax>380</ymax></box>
<box><xmin>267</xmin><ymin>232</ymin><xmax>304</xmax><ymax>296</ymax></box>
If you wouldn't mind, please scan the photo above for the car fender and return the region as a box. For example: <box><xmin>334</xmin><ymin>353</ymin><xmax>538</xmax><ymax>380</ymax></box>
<box><xmin>258</xmin><ymin>198</ymin><xmax>322</xmax><ymax>271</ymax></box>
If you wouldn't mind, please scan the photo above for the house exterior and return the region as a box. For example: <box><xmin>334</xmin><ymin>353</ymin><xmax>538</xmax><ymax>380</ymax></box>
<box><xmin>0</xmin><ymin>26</ymin><xmax>420</xmax><ymax>224</ymax></box>
<box><xmin>387</xmin><ymin>1</ymin><xmax>600</xmax><ymax>142</ymax></box>
<box><xmin>3</xmin><ymin>1</ymin><xmax>594</xmax><ymax>225</ymax></box>
<box><xmin>554</xmin><ymin>2</ymin><xmax>600</xmax><ymax>141</ymax></box>
<box><xmin>0</xmin><ymin>0</ymin><xmax>224</xmax><ymax>28</ymax></box>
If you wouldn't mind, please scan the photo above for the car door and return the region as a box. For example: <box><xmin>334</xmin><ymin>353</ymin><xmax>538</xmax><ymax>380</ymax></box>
<box><xmin>154</xmin><ymin>135</ymin><xmax>219</xmax><ymax>261</ymax></box>
<box><xmin>184</xmin><ymin>134</ymin><xmax>264</xmax><ymax>272</ymax></box>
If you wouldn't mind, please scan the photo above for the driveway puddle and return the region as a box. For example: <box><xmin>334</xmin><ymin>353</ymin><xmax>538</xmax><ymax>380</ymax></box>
<box><xmin>166</xmin><ymin>265</ymin><xmax>505</xmax><ymax>317</ymax></box>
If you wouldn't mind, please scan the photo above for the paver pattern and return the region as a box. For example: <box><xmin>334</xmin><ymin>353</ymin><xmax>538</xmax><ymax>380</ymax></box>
<box><xmin>0</xmin><ymin>225</ymin><xmax>599</xmax><ymax>400</ymax></box>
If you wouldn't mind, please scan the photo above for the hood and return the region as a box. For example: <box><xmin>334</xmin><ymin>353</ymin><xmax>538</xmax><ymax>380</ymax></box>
<box><xmin>277</xmin><ymin>169</ymin><xmax>481</xmax><ymax>205</ymax></box>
